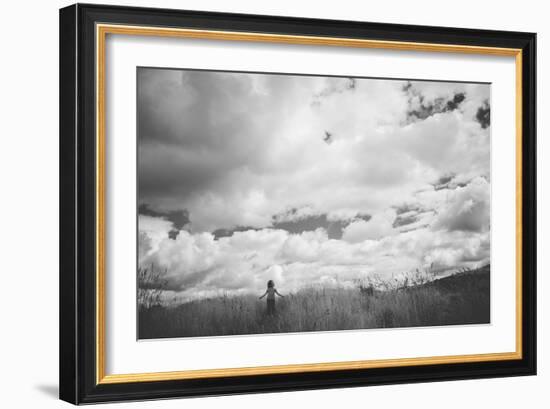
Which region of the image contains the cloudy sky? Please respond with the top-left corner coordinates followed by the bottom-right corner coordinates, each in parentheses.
top-left (137, 67), bottom-right (491, 300)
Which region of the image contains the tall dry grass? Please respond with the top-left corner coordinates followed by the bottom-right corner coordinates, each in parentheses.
top-left (138, 265), bottom-right (490, 339)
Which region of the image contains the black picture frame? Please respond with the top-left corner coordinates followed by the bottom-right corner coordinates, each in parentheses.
top-left (60, 3), bottom-right (536, 405)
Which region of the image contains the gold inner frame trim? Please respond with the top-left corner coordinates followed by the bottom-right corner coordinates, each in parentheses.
top-left (95, 23), bottom-right (523, 385)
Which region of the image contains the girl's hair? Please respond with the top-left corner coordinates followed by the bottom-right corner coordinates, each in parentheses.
top-left (267, 280), bottom-right (274, 288)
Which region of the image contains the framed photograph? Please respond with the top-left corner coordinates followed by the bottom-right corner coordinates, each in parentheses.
top-left (59, 3), bottom-right (536, 404)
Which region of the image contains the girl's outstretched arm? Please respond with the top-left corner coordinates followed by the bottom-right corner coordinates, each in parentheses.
top-left (259, 290), bottom-right (267, 299)
top-left (275, 289), bottom-right (284, 297)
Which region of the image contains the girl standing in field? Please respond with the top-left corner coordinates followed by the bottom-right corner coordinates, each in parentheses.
top-left (259, 280), bottom-right (284, 315)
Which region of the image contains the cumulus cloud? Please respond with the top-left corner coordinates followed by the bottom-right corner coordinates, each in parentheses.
top-left (342, 210), bottom-right (397, 242)
top-left (433, 177), bottom-right (490, 233)
top-left (137, 68), bottom-right (491, 299)
top-left (139, 221), bottom-right (490, 299)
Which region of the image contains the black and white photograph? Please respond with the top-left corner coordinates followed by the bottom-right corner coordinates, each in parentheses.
top-left (137, 67), bottom-right (491, 339)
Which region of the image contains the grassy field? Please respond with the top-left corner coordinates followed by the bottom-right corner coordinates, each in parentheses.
top-left (138, 265), bottom-right (490, 339)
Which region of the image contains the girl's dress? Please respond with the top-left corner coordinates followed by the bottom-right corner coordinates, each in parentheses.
top-left (266, 288), bottom-right (276, 315)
